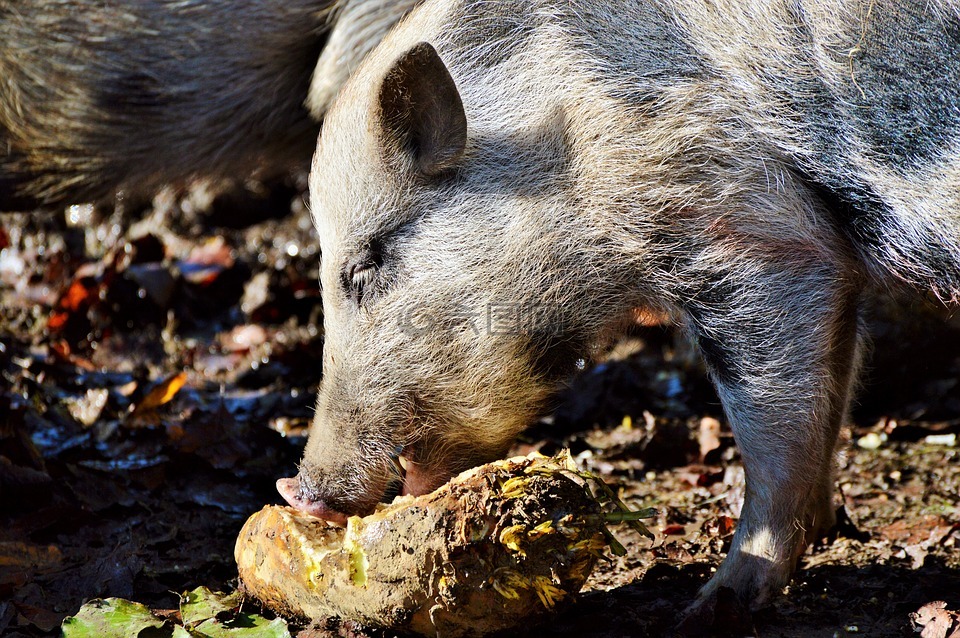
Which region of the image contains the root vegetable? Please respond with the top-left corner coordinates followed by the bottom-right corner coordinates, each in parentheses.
top-left (235, 452), bottom-right (641, 637)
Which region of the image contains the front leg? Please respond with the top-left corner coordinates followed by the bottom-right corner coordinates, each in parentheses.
top-left (679, 246), bottom-right (863, 616)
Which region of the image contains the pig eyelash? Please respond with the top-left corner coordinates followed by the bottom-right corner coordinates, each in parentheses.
top-left (351, 262), bottom-right (377, 302)
top-left (345, 246), bottom-right (383, 305)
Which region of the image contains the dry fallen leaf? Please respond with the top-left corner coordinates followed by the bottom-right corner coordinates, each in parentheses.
top-left (127, 372), bottom-right (188, 425)
top-left (910, 601), bottom-right (959, 638)
top-left (48, 279), bottom-right (97, 331)
top-left (66, 389), bottom-right (110, 427)
top-left (137, 372), bottom-right (188, 411)
top-left (179, 237), bottom-right (235, 286)
top-left (0, 541), bottom-right (63, 589)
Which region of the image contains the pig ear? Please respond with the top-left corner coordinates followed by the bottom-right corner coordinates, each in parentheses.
top-left (376, 42), bottom-right (466, 175)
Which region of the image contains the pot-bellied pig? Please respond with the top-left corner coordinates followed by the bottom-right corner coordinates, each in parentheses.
top-left (279, 0), bottom-right (960, 620)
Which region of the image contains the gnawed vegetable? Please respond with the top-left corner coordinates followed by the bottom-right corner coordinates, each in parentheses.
top-left (235, 451), bottom-right (653, 638)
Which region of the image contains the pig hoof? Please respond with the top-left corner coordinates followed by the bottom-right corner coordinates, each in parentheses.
top-left (276, 477), bottom-right (349, 526)
top-left (677, 587), bottom-right (753, 636)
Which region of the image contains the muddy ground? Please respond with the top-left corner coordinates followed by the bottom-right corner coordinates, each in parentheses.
top-left (1, 181), bottom-right (958, 637)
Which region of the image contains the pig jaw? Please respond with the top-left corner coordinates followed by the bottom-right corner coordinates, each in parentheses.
top-left (275, 424), bottom-right (457, 523)
top-left (277, 441), bottom-right (492, 523)
top-left (275, 446), bottom-right (393, 525)
top-left (275, 460), bottom-right (444, 524)
top-left (276, 472), bottom-right (390, 525)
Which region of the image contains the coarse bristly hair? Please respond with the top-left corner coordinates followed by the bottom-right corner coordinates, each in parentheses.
top-left (295, 0), bottom-right (960, 624)
top-left (0, 0), bottom-right (422, 210)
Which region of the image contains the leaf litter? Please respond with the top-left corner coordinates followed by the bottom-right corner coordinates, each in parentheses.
top-left (0, 178), bottom-right (958, 637)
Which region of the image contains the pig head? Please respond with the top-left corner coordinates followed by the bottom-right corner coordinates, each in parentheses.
top-left (278, 41), bottom-right (637, 523)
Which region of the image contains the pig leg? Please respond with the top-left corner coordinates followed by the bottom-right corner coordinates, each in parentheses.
top-left (678, 249), bottom-right (862, 618)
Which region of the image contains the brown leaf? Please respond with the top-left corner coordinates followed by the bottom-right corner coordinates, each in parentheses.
top-left (47, 278), bottom-right (97, 331)
top-left (0, 455), bottom-right (51, 494)
top-left (911, 601), bottom-right (958, 638)
top-left (65, 389), bottom-right (110, 427)
top-left (188, 236), bottom-right (235, 268)
top-left (709, 515), bottom-right (736, 538)
top-left (220, 324), bottom-right (267, 353)
top-left (881, 515), bottom-right (953, 545)
top-left (49, 340), bottom-right (98, 371)
top-left (139, 372), bottom-right (187, 410)
top-left (127, 372), bottom-right (188, 425)
top-left (0, 542), bottom-right (62, 589)
top-left (12, 602), bottom-right (65, 633)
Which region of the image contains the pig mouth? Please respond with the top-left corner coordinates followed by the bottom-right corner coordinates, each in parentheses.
top-left (276, 446), bottom-right (450, 526)
top-left (390, 447), bottom-right (446, 498)
top-left (275, 477), bottom-right (352, 526)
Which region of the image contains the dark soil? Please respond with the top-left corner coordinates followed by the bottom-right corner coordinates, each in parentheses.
top-left (1, 181), bottom-right (958, 637)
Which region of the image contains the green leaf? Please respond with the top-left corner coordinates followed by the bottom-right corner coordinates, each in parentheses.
top-left (192, 615), bottom-right (292, 638)
top-left (180, 587), bottom-right (242, 627)
top-left (180, 587), bottom-right (291, 638)
top-left (61, 598), bottom-right (170, 638)
top-left (60, 592), bottom-right (289, 638)
top-left (602, 508), bottom-right (657, 522)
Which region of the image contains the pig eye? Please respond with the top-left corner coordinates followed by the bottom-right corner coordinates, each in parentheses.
top-left (351, 262), bottom-right (376, 301)
top-left (345, 246), bottom-right (383, 305)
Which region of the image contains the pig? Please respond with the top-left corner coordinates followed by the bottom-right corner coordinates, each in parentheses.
top-left (277, 0), bottom-right (960, 624)
top-left (0, 0), bottom-right (419, 210)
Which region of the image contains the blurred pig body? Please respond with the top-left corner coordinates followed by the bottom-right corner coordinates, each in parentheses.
top-left (284, 0), bottom-right (960, 619)
top-left (0, 0), bottom-right (418, 209)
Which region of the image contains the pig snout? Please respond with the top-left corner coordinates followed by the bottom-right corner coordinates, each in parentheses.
top-left (276, 476), bottom-right (350, 526)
